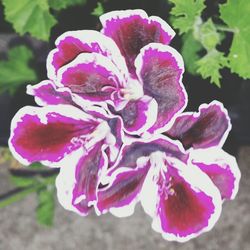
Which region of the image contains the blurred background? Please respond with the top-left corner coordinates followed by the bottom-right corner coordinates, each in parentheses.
top-left (0, 0), bottom-right (250, 249)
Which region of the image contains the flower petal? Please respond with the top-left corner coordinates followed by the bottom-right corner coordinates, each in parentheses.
top-left (9, 105), bottom-right (101, 166)
top-left (57, 53), bottom-right (125, 106)
top-left (47, 30), bottom-right (128, 80)
top-left (165, 101), bottom-right (231, 149)
top-left (76, 105), bottom-right (124, 165)
top-left (108, 135), bottom-right (188, 176)
top-left (135, 43), bottom-right (187, 134)
top-left (105, 116), bottom-right (124, 164)
top-left (72, 141), bottom-right (108, 211)
top-left (100, 10), bottom-right (175, 75)
top-left (56, 148), bottom-right (92, 216)
top-left (96, 158), bottom-right (150, 217)
top-left (141, 156), bottom-right (222, 242)
top-left (114, 96), bottom-right (158, 134)
top-left (190, 148), bottom-right (241, 200)
top-left (26, 80), bottom-right (74, 106)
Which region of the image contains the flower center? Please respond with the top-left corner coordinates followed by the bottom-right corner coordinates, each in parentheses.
top-left (121, 79), bottom-right (144, 101)
top-left (149, 151), bottom-right (176, 199)
top-left (71, 121), bottom-right (110, 151)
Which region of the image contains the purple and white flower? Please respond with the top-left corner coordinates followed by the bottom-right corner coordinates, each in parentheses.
top-left (93, 102), bottom-right (240, 241)
top-left (9, 103), bottom-right (124, 214)
top-left (44, 9), bottom-right (187, 135)
top-left (8, 9), bottom-right (240, 242)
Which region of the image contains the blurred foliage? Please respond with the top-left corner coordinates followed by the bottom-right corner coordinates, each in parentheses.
top-left (0, 0), bottom-right (249, 88)
top-left (181, 32), bottom-right (202, 75)
top-left (169, 0), bottom-right (250, 86)
top-left (170, 0), bottom-right (205, 34)
top-left (0, 147), bottom-right (23, 168)
top-left (49, 0), bottom-right (87, 11)
top-left (2, 0), bottom-right (57, 41)
top-left (196, 50), bottom-right (229, 87)
top-left (2, 0), bottom-right (87, 41)
top-left (92, 2), bottom-right (104, 17)
top-left (0, 45), bottom-right (37, 94)
top-left (0, 157), bottom-right (57, 226)
top-left (219, 0), bottom-right (250, 79)
top-left (36, 186), bottom-right (55, 226)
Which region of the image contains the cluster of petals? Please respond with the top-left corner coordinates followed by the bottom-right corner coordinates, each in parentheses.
top-left (9, 10), bottom-right (241, 242)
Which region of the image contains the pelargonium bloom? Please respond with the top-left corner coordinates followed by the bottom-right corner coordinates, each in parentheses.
top-left (93, 102), bottom-right (240, 241)
top-left (44, 9), bottom-right (187, 135)
top-left (8, 9), bottom-right (240, 243)
top-left (9, 103), bottom-right (124, 214)
top-left (165, 101), bottom-right (241, 200)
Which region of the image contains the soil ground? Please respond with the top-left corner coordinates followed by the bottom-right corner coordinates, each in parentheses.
top-left (0, 147), bottom-right (249, 250)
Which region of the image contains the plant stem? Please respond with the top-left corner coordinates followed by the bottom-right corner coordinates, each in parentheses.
top-left (10, 168), bottom-right (59, 178)
top-left (215, 25), bottom-right (237, 33)
top-left (0, 174), bottom-right (56, 208)
top-left (0, 186), bottom-right (37, 208)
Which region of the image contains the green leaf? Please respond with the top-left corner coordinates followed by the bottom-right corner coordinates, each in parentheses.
top-left (220, 0), bottom-right (250, 79)
top-left (36, 188), bottom-right (55, 226)
top-left (10, 175), bottom-right (37, 187)
top-left (92, 2), bottom-right (104, 17)
top-left (29, 162), bottom-right (44, 169)
top-left (198, 18), bottom-right (220, 51)
top-left (181, 32), bottom-right (203, 75)
top-left (0, 170), bottom-right (56, 210)
top-left (49, 0), bottom-right (87, 11)
top-left (2, 0), bottom-right (57, 41)
top-left (0, 46), bottom-right (37, 94)
top-left (196, 49), bottom-right (229, 87)
top-left (0, 147), bottom-right (15, 163)
top-left (0, 186), bottom-right (37, 209)
top-left (169, 0), bottom-right (205, 34)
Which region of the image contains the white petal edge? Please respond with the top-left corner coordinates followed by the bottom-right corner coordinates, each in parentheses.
top-left (56, 143), bottom-right (109, 216)
top-left (100, 9), bottom-right (175, 42)
top-left (141, 157), bottom-right (222, 242)
top-left (103, 133), bottom-right (187, 181)
top-left (134, 43), bottom-right (188, 135)
top-left (100, 9), bottom-right (148, 28)
top-left (95, 156), bottom-right (150, 218)
top-left (47, 30), bottom-right (129, 81)
top-left (189, 147), bottom-right (241, 200)
top-left (166, 100), bottom-right (232, 151)
top-left (56, 52), bottom-right (126, 107)
top-left (26, 80), bottom-right (73, 106)
top-left (8, 104), bottom-right (98, 166)
top-left (122, 96), bottom-right (158, 136)
top-left (55, 148), bottom-right (87, 216)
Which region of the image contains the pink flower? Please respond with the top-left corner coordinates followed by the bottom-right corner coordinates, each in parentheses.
top-left (8, 9), bottom-right (240, 242)
top-left (43, 9), bottom-right (187, 135)
top-left (94, 101), bottom-right (240, 241)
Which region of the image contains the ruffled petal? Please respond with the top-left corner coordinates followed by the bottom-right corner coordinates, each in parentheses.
top-left (135, 43), bottom-right (187, 134)
top-left (108, 135), bottom-right (188, 175)
top-left (114, 96), bottom-right (158, 134)
top-left (76, 105), bottom-right (124, 165)
top-left (165, 101), bottom-right (231, 149)
top-left (26, 80), bottom-right (74, 106)
top-left (110, 78), bottom-right (144, 111)
top-left (56, 148), bottom-right (92, 216)
top-left (47, 30), bottom-right (128, 80)
top-left (141, 156), bottom-right (222, 242)
top-left (9, 105), bottom-right (103, 166)
top-left (190, 148), bottom-right (241, 200)
top-left (57, 53), bottom-right (125, 107)
top-left (96, 158), bottom-right (150, 217)
top-left (100, 10), bottom-right (175, 75)
top-left (72, 141), bottom-right (108, 211)
top-left (105, 116), bottom-right (124, 164)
